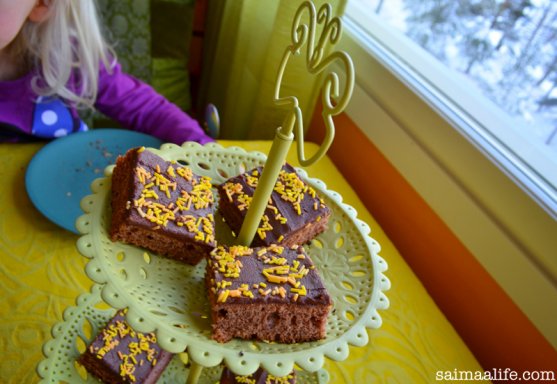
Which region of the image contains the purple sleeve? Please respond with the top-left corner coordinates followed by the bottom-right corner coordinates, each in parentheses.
top-left (94, 62), bottom-right (213, 145)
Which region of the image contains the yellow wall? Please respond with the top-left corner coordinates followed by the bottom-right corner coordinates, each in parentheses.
top-left (308, 103), bottom-right (557, 372)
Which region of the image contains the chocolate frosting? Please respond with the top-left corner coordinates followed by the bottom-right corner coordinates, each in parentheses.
top-left (218, 164), bottom-right (330, 246)
top-left (220, 367), bottom-right (296, 384)
top-left (80, 310), bottom-right (173, 383)
top-left (207, 245), bottom-right (332, 306)
top-left (123, 148), bottom-right (216, 245)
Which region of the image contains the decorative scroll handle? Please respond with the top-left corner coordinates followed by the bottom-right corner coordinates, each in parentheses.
top-left (274, 0), bottom-right (355, 166)
top-left (237, 1), bottom-right (354, 246)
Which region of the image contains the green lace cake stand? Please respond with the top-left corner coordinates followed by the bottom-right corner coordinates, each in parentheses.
top-left (74, 142), bottom-right (390, 379)
top-left (36, 284), bottom-right (328, 383)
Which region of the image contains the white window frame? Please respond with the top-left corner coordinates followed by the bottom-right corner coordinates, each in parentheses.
top-left (341, 1), bottom-right (557, 348)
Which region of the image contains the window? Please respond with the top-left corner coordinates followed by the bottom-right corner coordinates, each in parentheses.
top-left (372, 0), bottom-right (557, 149)
top-left (346, 0), bottom-right (557, 216)
top-left (341, 0), bottom-right (557, 346)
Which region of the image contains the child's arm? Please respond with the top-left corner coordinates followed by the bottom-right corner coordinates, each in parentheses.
top-left (94, 62), bottom-right (213, 145)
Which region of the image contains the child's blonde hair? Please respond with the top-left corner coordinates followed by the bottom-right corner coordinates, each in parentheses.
top-left (17, 0), bottom-right (114, 109)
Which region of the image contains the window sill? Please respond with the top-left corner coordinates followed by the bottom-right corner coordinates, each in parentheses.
top-left (340, 6), bottom-right (557, 348)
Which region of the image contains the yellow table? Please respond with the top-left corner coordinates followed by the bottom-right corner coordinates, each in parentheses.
top-left (0, 140), bottom-right (483, 383)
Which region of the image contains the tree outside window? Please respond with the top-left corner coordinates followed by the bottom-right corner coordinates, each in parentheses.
top-left (367, 0), bottom-right (557, 154)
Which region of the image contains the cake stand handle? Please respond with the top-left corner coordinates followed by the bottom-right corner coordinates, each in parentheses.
top-left (186, 359), bottom-right (203, 384)
top-left (237, 112), bottom-right (296, 246)
top-left (179, 352), bottom-right (203, 384)
top-left (236, 1), bottom-right (354, 247)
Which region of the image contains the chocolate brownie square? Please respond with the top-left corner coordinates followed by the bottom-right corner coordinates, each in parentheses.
top-left (220, 367), bottom-right (296, 383)
top-left (78, 310), bottom-right (173, 384)
top-left (217, 164), bottom-right (330, 247)
top-left (206, 245), bottom-right (332, 343)
top-left (110, 147), bottom-right (216, 265)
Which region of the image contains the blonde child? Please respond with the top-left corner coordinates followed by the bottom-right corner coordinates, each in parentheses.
top-left (0, 0), bottom-right (212, 144)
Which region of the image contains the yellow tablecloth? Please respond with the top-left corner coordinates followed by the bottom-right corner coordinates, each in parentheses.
top-left (0, 140), bottom-right (483, 383)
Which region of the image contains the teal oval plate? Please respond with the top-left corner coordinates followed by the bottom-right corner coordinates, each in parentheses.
top-left (25, 129), bottom-right (163, 233)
